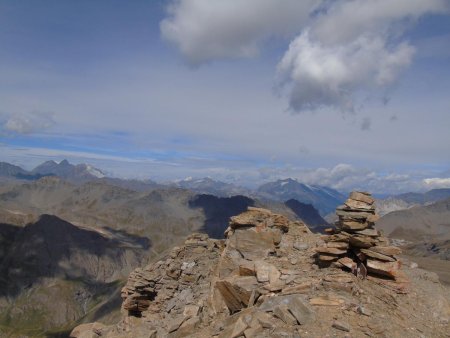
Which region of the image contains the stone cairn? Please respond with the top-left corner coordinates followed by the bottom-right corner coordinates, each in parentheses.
top-left (316, 191), bottom-right (403, 280)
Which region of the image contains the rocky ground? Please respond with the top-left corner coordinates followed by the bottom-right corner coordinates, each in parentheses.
top-left (72, 204), bottom-right (450, 338)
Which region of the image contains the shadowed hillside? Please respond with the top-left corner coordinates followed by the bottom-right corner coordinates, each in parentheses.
top-left (189, 194), bottom-right (255, 238)
top-left (284, 199), bottom-right (329, 233)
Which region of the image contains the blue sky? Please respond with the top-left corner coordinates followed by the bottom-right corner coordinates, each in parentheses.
top-left (1, 0), bottom-right (450, 193)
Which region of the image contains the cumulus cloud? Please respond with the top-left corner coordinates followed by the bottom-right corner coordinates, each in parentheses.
top-left (162, 0), bottom-right (448, 111)
top-left (160, 0), bottom-right (319, 65)
top-left (276, 31), bottom-right (414, 111)
top-left (2, 111), bottom-right (55, 134)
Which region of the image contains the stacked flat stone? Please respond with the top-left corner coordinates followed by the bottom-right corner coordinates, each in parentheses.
top-left (316, 191), bottom-right (402, 280)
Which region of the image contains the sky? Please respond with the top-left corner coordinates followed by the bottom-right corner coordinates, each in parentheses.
top-left (0, 0), bottom-right (450, 193)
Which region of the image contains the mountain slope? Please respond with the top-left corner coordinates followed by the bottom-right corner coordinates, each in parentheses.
top-left (188, 194), bottom-right (255, 238)
top-left (377, 197), bottom-right (450, 241)
top-left (0, 214), bottom-right (147, 335)
top-left (376, 188), bottom-right (450, 216)
top-left (284, 199), bottom-right (329, 233)
top-left (257, 178), bottom-right (345, 215)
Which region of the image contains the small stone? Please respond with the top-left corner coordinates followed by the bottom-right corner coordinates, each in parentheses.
top-left (183, 305), bottom-right (200, 317)
top-left (243, 324), bottom-right (263, 338)
top-left (357, 306), bottom-right (372, 316)
top-left (332, 320), bottom-right (350, 332)
top-left (273, 305), bottom-right (297, 325)
top-left (281, 283), bottom-right (311, 295)
top-left (168, 316), bottom-right (187, 333)
top-left (230, 317), bottom-right (249, 338)
top-left (293, 242), bottom-right (309, 251)
top-left (239, 263), bottom-right (256, 276)
top-left (309, 296), bottom-right (345, 306)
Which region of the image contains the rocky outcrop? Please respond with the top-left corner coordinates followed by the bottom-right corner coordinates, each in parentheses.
top-left (72, 205), bottom-right (450, 338)
top-left (316, 192), bottom-right (407, 285)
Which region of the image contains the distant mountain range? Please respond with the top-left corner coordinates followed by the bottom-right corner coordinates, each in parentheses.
top-left (256, 178), bottom-right (346, 216)
top-left (0, 159), bottom-right (105, 182)
top-left (376, 188), bottom-right (450, 216)
top-left (3, 160), bottom-right (450, 220)
top-left (172, 177), bottom-right (251, 197)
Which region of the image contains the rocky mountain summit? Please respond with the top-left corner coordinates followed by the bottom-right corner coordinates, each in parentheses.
top-left (72, 196), bottom-right (450, 338)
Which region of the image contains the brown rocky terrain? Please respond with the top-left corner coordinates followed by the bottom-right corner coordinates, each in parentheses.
top-left (72, 199), bottom-right (450, 338)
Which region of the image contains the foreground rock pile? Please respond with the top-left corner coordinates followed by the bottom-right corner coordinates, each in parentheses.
top-left (317, 192), bottom-right (406, 282)
top-left (71, 205), bottom-right (450, 338)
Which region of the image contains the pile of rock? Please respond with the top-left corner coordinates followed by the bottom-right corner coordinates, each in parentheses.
top-left (316, 191), bottom-right (403, 280)
top-left (71, 205), bottom-right (450, 338)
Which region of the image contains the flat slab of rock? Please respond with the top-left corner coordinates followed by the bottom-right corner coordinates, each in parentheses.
top-left (360, 248), bottom-right (396, 262)
top-left (216, 276), bottom-right (258, 312)
top-left (315, 246), bottom-right (347, 255)
top-left (366, 259), bottom-right (401, 279)
top-left (370, 246), bottom-right (402, 256)
top-left (326, 241), bottom-right (349, 249)
top-left (352, 228), bottom-right (379, 237)
top-left (349, 235), bottom-right (376, 248)
top-left (340, 220), bottom-right (369, 231)
top-left (318, 254), bottom-right (340, 262)
top-left (337, 257), bottom-right (356, 270)
top-left (259, 294), bottom-right (314, 325)
top-left (323, 273), bottom-right (354, 284)
top-left (309, 295), bottom-right (345, 306)
top-left (345, 198), bottom-right (375, 211)
top-left (349, 191), bottom-right (374, 204)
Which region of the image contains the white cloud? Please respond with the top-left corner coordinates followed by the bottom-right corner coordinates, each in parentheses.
top-left (423, 177), bottom-right (450, 189)
top-left (276, 31), bottom-right (414, 111)
top-left (2, 111), bottom-right (55, 134)
top-left (161, 0), bottom-right (448, 111)
top-left (255, 163), bottom-right (429, 194)
top-left (160, 0), bottom-right (319, 65)
top-left (311, 0), bottom-right (448, 45)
